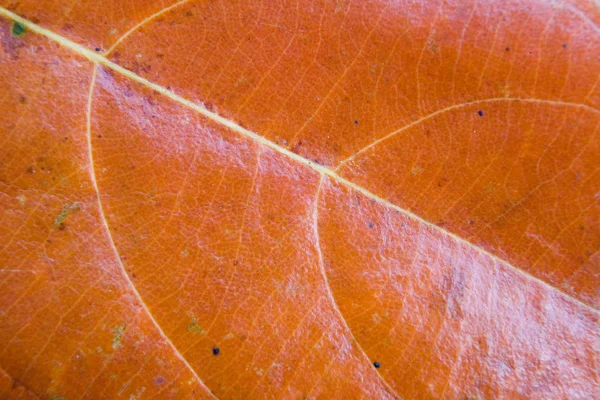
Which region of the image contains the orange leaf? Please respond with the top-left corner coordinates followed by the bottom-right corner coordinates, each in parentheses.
top-left (1, 1), bottom-right (598, 399)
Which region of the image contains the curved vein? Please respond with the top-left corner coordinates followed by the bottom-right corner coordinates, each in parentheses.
top-left (85, 64), bottom-right (218, 400)
top-left (312, 177), bottom-right (401, 399)
top-left (1, 7), bottom-right (597, 319)
top-left (335, 97), bottom-right (600, 171)
top-left (104, 0), bottom-right (191, 55)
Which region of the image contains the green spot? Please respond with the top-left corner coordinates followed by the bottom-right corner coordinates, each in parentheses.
top-left (112, 323), bottom-right (127, 349)
top-left (187, 318), bottom-right (205, 335)
top-left (53, 202), bottom-right (80, 228)
top-left (109, 374), bottom-right (117, 380)
top-left (11, 22), bottom-right (26, 37)
top-left (50, 395), bottom-right (64, 400)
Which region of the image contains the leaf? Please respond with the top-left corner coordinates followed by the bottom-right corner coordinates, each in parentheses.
top-left (0, 1), bottom-right (598, 399)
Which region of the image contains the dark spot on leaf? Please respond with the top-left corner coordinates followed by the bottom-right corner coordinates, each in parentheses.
top-left (354, 120), bottom-right (359, 125)
top-left (12, 22), bottom-right (26, 37)
top-left (95, 47), bottom-right (101, 52)
top-left (213, 347), bottom-right (220, 356)
top-left (562, 43), bottom-right (567, 49)
top-left (477, 110), bottom-right (484, 117)
top-left (373, 361), bottom-right (381, 368)
top-left (58, 222), bottom-right (66, 231)
top-left (154, 376), bottom-right (166, 386)
top-left (368, 222), bottom-right (374, 228)
top-left (505, 47), bottom-right (510, 52)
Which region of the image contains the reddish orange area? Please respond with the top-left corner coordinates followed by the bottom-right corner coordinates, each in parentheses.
top-left (1, 0), bottom-right (599, 398)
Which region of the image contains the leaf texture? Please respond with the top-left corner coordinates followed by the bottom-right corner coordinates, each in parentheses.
top-left (0, 0), bottom-right (599, 399)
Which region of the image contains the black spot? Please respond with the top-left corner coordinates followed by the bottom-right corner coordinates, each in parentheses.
top-left (562, 43), bottom-right (567, 49)
top-left (477, 110), bottom-right (484, 117)
top-left (368, 222), bottom-right (374, 228)
top-left (95, 47), bottom-right (101, 52)
top-left (11, 22), bottom-right (26, 37)
top-left (58, 223), bottom-right (66, 231)
top-left (505, 47), bottom-right (510, 52)
top-left (373, 361), bottom-right (381, 368)
top-left (212, 347), bottom-right (220, 356)
top-left (354, 120), bottom-right (359, 125)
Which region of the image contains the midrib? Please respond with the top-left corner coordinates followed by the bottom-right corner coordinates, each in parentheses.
top-left (1, 6), bottom-right (597, 316)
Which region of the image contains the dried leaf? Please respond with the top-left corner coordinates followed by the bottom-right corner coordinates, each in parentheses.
top-left (1, 1), bottom-right (599, 399)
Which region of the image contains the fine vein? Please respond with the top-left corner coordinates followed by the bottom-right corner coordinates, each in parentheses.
top-left (1, 7), bottom-right (597, 319)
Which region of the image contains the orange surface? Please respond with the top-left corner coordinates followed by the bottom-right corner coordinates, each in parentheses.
top-left (1, 0), bottom-right (599, 399)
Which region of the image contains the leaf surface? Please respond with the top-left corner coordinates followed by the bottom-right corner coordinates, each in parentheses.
top-left (0, 1), bottom-right (599, 399)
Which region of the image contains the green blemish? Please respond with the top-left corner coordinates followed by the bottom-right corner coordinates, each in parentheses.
top-left (187, 318), bottom-right (205, 335)
top-left (11, 22), bottom-right (26, 37)
top-left (53, 202), bottom-right (80, 228)
top-left (109, 374), bottom-right (117, 380)
top-left (112, 323), bottom-right (127, 349)
top-left (411, 165), bottom-right (425, 176)
top-left (50, 395), bottom-right (65, 400)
